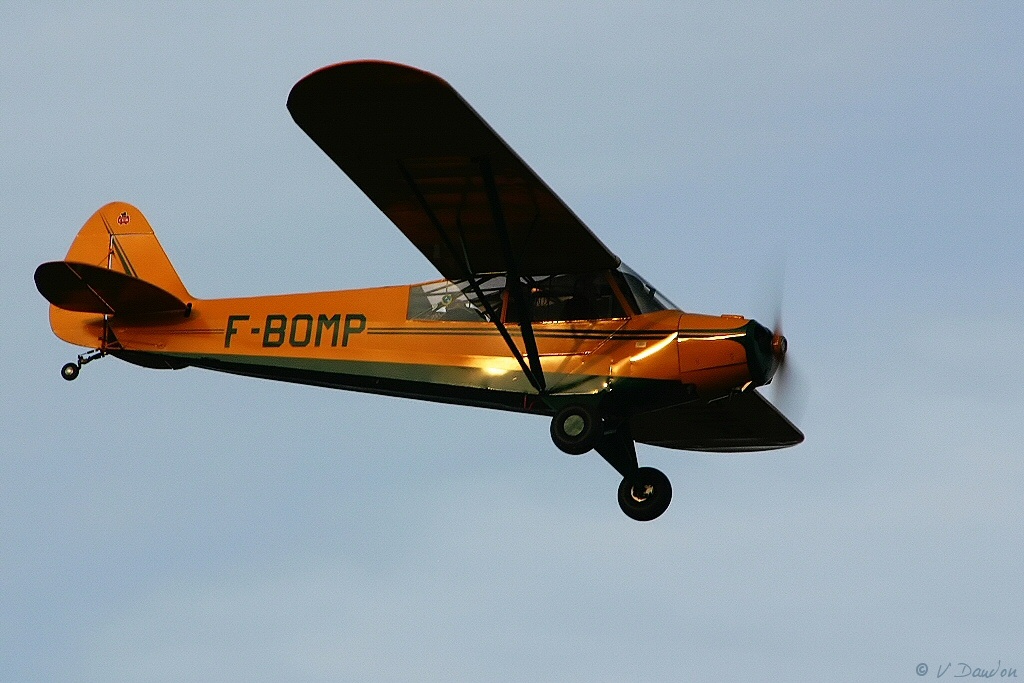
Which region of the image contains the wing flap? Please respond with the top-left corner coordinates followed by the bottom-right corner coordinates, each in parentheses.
top-left (629, 391), bottom-right (804, 452)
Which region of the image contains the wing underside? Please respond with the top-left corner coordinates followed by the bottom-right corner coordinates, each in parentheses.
top-left (287, 60), bottom-right (619, 280)
top-left (629, 391), bottom-right (804, 452)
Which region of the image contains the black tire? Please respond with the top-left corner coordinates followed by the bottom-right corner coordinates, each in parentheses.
top-left (617, 467), bottom-right (672, 521)
top-left (550, 405), bottom-right (599, 455)
top-left (61, 363), bottom-right (80, 381)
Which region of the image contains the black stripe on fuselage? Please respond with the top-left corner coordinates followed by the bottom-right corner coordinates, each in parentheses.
top-left (365, 326), bottom-right (739, 341)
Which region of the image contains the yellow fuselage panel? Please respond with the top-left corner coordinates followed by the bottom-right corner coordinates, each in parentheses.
top-left (101, 285), bottom-right (749, 396)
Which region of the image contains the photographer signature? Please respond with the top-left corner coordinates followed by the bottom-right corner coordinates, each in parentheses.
top-left (918, 661), bottom-right (1018, 678)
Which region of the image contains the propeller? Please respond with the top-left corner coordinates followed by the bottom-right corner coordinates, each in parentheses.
top-left (764, 274), bottom-right (808, 424)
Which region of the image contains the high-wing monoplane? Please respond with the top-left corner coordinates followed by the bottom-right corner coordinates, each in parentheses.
top-left (35, 61), bottom-right (802, 521)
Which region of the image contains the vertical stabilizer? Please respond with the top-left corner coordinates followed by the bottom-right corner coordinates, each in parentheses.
top-left (46, 203), bottom-right (191, 348)
top-left (63, 202), bottom-right (190, 300)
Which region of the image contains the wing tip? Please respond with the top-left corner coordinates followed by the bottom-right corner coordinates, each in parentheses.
top-left (288, 60), bottom-right (449, 110)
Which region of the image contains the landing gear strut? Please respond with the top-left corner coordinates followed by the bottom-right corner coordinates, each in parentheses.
top-left (595, 423), bottom-right (672, 521)
top-left (551, 408), bottom-right (673, 521)
top-left (60, 349), bottom-right (105, 381)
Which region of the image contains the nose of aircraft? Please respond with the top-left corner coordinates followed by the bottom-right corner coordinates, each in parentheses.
top-left (742, 320), bottom-right (786, 387)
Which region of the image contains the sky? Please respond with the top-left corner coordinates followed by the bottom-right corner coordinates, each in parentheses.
top-left (2, 2), bottom-right (1023, 681)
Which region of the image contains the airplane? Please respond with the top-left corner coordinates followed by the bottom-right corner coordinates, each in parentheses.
top-left (34, 60), bottom-right (802, 521)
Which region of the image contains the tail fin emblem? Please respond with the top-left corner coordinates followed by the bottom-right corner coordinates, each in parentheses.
top-left (117, 211), bottom-right (130, 225)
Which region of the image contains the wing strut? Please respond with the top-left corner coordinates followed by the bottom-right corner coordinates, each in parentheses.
top-left (398, 162), bottom-right (547, 394)
top-left (477, 157), bottom-right (546, 392)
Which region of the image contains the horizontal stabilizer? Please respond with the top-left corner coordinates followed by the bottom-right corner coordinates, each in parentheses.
top-left (35, 261), bottom-right (188, 316)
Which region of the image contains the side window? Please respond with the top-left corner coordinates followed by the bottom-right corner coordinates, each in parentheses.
top-left (506, 272), bottom-right (626, 323)
top-left (407, 277), bottom-right (505, 322)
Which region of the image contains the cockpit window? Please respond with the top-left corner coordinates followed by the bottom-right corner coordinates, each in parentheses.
top-left (615, 263), bottom-right (678, 314)
top-left (506, 272), bottom-right (626, 323)
top-left (408, 267), bottom-right (671, 323)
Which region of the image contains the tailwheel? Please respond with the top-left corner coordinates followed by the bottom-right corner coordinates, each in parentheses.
top-left (617, 467), bottom-right (672, 521)
top-left (61, 362), bottom-right (80, 381)
top-left (550, 404), bottom-right (600, 455)
top-left (60, 349), bottom-right (105, 381)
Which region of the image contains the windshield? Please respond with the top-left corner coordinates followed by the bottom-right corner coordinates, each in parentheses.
top-left (615, 263), bottom-right (678, 314)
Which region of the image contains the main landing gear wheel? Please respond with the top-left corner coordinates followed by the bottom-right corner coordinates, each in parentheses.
top-left (617, 467), bottom-right (672, 521)
top-left (61, 362), bottom-right (80, 381)
top-left (550, 405), bottom-right (600, 455)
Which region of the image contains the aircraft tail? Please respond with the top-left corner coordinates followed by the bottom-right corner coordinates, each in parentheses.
top-left (35, 202), bottom-right (193, 348)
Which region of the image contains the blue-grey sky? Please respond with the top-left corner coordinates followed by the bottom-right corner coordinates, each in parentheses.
top-left (3, 3), bottom-right (1022, 681)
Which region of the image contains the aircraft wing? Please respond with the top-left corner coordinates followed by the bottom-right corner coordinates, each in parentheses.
top-left (629, 391), bottom-right (805, 452)
top-left (287, 60), bottom-right (620, 279)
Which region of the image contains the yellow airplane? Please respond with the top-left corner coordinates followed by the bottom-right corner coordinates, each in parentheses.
top-left (35, 61), bottom-right (802, 521)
